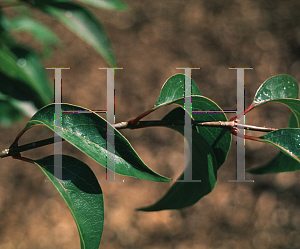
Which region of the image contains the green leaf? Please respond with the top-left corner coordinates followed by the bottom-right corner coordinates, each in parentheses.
top-left (0, 43), bottom-right (53, 106)
top-left (247, 119), bottom-right (300, 174)
top-left (138, 107), bottom-right (218, 211)
top-left (0, 99), bottom-right (23, 127)
top-left (247, 148), bottom-right (300, 174)
top-left (34, 155), bottom-right (104, 249)
top-left (0, 89), bottom-right (38, 126)
top-left (0, 70), bottom-right (46, 115)
top-left (152, 74), bottom-right (231, 168)
top-left (247, 112), bottom-right (299, 174)
top-left (34, 1), bottom-right (116, 66)
top-left (246, 75), bottom-right (300, 174)
top-left (2, 15), bottom-right (61, 49)
top-left (154, 74), bottom-right (201, 109)
top-left (173, 96), bottom-right (232, 169)
top-left (20, 103), bottom-right (170, 182)
top-left (76, 0), bottom-right (128, 10)
top-left (257, 128), bottom-right (300, 162)
top-left (252, 75), bottom-right (298, 107)
top-left (247, 99), bottom-right (300, 174)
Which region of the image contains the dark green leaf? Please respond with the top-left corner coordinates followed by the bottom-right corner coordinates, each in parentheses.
top-left (258, 128), bottom-right (300, 162)
top-left (0, 98), bottom-right (23, 127)
top-left (154, 74), bottom-right (201, 109)
top-left (34, 1), bottom-right (116, 66)
top-left (0, 70), bottom-right (47, 115)
top-left (247, 112), bottom-right (300, 174)
top-left (246, 75), bottom-right (299, 174)
top-left (153, 74), bottom-right (231, 167)
top-left (252, 75), bottom-right (298, 107)
top-left (151, 74), bottom-right (231, 168)
top-left (34, 155), bottom-right (104, 249)
top-left (138, 108), bottom-right (218, 211)
top-left (173, 96), bottom-right (231, 169)
top-left (247, 99), bottom-right (300, 174)
top-left (20, 104), bottom-right (170, 182)
top-left (0, 43), bottom-right (53, 106)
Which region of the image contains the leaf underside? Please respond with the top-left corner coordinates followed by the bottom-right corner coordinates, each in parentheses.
top-left (34, 155), bottom-right (104, 249)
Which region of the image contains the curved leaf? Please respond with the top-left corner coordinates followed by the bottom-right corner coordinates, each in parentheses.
top-left (247, 99), bottom-right (300, 174)
top-left (257, 128), bottom-right (300, 162)
top-left (154, 74), bottom-right (201, 109)
top-left (252, 75), bottom-right (298, 107)
top-left (34, 155), bottom-right (104, 249)
top-left (0, 70), bottom-right (47, 115)
top-left (33, 1), bottom-right (116, 66)
top-left (153, 74), bottom-right (231, 167)
top-left (2, 15), bottom-right (61, 49)
top-left (76, 0), bottom-right (128, 10)
top-left (138, 107), bottom-right (218, 211)
top-left (245, 75), bottom-right (300, 174)
top-left (0, 43), bottom-right (53, 107)
top-left (0, 99), bottom-right (23, 127)
top-left (0, 89), bottom-right (38, 126)
top-left (173, 96), bottom-right (231, 169)
top-left (19, 103), bottom-right (170, 182)
top-left (247, 112), bottom-right (300, 174)
top-left (152, 74), bottom-right (231, 168)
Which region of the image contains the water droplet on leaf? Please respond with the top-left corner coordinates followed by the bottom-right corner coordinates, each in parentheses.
top-left (17, 58), bottom-right (26, 68)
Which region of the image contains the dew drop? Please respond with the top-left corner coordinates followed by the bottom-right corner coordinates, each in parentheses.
top-left (263, 89), bottom-right (271, 99)
top-left (17, 58), bottom-right (26, 68)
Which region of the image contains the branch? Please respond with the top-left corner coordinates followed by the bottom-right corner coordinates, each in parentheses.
top-left (0, 120), bottom-right (277, 159)
top-left (0, 137), bottom-right (64, 159)
top-left (114, 120), bottom-right (278, 132)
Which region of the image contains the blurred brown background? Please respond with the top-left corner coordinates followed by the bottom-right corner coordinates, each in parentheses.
top-left (1, 0), bottom-right (300, 248)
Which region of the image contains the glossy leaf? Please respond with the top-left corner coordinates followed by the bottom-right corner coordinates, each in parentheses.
top-left (257, 128), bottom-right (300, 162)
top-left (154, 74), bottom-right (201, 109)
top-left (252, 75), bottom-right (298, 107)
top-left (247, 114), bottom-right (300, 174)
top-left (173, 96), bottom-right (231, 169)
top-left (34, 1), bottom-right (116, 66)
top-left (19, 104), bottom-right (170, 182)
top-left (34, 155), bottom-right (104, 249)
top-left (247, 99), bottom-right (300, 174)
top-left (246, 75), bottom-right (300, 174)
top-left (76, 0), bottom-right (128, 10)
top-left (138, 107), bottom-right (218, 211)
top-left (155, 74), bottom-right (231, 162)
top-left (152, 74), bottom-right (231, 167)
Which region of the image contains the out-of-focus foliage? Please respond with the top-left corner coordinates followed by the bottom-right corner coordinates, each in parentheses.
top-left (0, 0), bottom-right (127, 126)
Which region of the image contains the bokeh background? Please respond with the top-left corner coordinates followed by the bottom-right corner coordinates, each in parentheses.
top-left (1, 0), bottom-right (300, 248)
